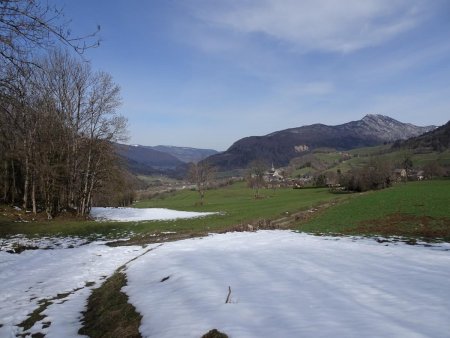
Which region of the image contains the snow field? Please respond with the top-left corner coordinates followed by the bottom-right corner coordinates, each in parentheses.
top-left (0, 242), bottom-right (151, 338)
top-left (123, 231), bottom-right (450, 338)
top-left (1, 231), bottom-right (449, 338)
top-left (90, 207), bottom-right (218, 222)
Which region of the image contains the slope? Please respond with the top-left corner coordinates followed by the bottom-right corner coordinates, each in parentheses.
top-left (207, 114), bottom-right (435, 171)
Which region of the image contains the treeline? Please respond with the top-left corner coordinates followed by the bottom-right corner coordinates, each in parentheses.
top-left (338, 159), bottom-right (393, 192)
top-left (392, 121), bottom-right (450, 152)
top-left (0, 51), bottom-right (132, 217)
top-left (0, 1), bottom-right (133, 218)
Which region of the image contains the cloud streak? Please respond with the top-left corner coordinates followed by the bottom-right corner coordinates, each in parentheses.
top-left (192, 0), bottom-right (429, 53)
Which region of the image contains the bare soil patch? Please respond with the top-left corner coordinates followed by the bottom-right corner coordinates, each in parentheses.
top-left (352, 213), bottom-right (450, 240)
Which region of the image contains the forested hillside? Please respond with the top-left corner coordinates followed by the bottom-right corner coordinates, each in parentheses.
top-left (207, 114), bottom-right (435, 170)
top-left (392, 121), bottom-right (450, 151)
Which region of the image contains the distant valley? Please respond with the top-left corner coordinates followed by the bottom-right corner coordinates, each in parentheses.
top-left (116, 114), bottom-right (442, 176)
top-left (115, 143), bottom-right (218, 177)
top-left (147, 145), bottom-right (218, 163)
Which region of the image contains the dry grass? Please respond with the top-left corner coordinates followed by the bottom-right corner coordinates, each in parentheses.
top-left (353, 213), bottom-right (450, 240)
top-left (78, 272), bottom-right (142, 338)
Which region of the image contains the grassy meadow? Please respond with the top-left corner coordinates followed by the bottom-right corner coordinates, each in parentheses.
top-left (288, 145), bottom-right (450, 176)
top-left (0, 182), bottom-right (349, 241)
top-left (1, 180), bottom-right (449, 243)
top-left (298, 179), bottom-right (450, 241)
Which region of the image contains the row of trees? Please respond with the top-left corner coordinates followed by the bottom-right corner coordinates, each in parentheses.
top-left (337, 159), bottom-right (393, 192)
top-left (1, 51), bottom-right (127, 217)
top-left (317, 157), bottom-right (447, 192)
top-left (0, 1), bottom-right (129, 218)
top-left (186, 156), bottom-right (447, 204)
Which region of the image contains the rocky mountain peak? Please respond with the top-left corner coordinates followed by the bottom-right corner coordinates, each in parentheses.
top-left (358, 114), bottom-right (435, 141)
top-left (206, 114), bottom-right (437, 170)
top-left (361, 114), bottom-right (398, 125)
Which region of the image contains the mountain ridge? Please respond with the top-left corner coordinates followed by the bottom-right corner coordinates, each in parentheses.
top-left (206, 114), bottom-right (435, 170)
top-left (114, 143), bottom-right (218, 178)
top-left (392, 120), bottom-right (450, 151)
top-left (115, 143), bottom-right (183, 172)
top-left (149, 145), bottom-right (218, 163)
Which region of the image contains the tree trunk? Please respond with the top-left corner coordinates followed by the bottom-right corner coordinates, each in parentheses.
top-left (45, 177), bottom-right (52, 219)
top-left (80, 148), bottom-right (92, 216)
top-left (200, 189), bottom-right (204, 206)
top-left (3, 161), bottom-right (8, 202)
top-left (23, 155), bottom-right (29, 210)
top-left (10, 160), bottom-right (16, 204)
top-left (85, 170), bottom-right (96, 215)
top-left (31, 175), bottom-right (37, 214)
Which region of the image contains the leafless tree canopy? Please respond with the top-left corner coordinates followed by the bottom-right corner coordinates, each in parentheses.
top-left (0, 1), bottom-right (130, 218)
top-left (246, 159), bottom-right (267, 199)
top-left (0, 51), bottom-right (128, 217)
top-left (0, 0), bottom-right (99, 71)
top-left (188, 161), bottom-right (216, 205)
top-left (339, 158), bottom-right (393, 192)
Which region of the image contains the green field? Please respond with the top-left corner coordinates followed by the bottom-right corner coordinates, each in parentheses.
top-left (0, 182), bottom-right (348, 240)
top-left (322, 147), bottom-right (450, 174)
top-left (1, 180), bottom-right (449, 243)
top-left (133, 182), bottom-right (349, 231)
top-left (298, 180), bottom-right (450, 241)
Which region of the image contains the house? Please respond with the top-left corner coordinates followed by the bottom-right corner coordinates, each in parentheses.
top-left (263, 164), bottom-right (287, 188)
top-left (409, 170), bottom-right (425, 181)
top-left (416, 170), bottom-right (425, 180)
top-left (265, 163), bottom-right (284, 182)
top-left (393, 169), bottom-right (407, 181)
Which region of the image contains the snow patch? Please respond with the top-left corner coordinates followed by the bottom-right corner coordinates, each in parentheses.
top-left (1, 231), bottom-right (449, 337)
top-left (0, 235), bottom-right (90, 253)
top-left (124, 231), bottom-right (450, 338)
top-left (0, 243), bottom-right (151, 337)
top-left (90, 207), bottom-right (217, 222)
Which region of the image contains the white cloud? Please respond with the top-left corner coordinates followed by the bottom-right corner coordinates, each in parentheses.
top-left (192, 0), bottom-right (429, 53)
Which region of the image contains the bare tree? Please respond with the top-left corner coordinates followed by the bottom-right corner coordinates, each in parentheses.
top-left (401, 152), bottom-right (413, 182)
top-left (188, 161), bottom-right (216, 205)
top-left (0, 2), bottom-right (134, 218)
top-left (0, 49), bottom-right (127, 217)
top-left (339, 157), bottom-right (393, 192)
top-left (423, 161), bottom-right (445, 179)
top-left (246, 159), bottom-right (267, 199)
top-left (0, 0), bottom-right (98, 212)
top-left (0, 0), bottom-right (99, 72)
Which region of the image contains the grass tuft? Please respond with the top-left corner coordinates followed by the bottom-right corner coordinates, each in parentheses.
top-left (18, 299), bottom-right (52, 331)
top-left (78, 272), bottom-right (142, 338)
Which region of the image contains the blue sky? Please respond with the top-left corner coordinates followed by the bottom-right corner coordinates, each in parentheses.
top-left (52, 0), bottom-right (450, 150)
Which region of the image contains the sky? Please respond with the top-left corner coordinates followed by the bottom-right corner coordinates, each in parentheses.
top-left (50, 0), bottom-right (450, 151)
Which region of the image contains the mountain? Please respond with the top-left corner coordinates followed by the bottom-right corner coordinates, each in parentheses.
top-left (206, 114), bottom-right (435, 170)
top-left (115, 143), bottom-right (186, 176)
top-left (149, 145), bottom-right (218, 163)
top-left (392, 120), bottom-right (450, 151)
top-left (114, 143), bottom-right (218, 178)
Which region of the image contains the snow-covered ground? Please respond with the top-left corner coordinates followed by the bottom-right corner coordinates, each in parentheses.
top-left (0, 241), bottom-right (152, 338)
top-left (124, 231), bottom-right (450, 338)
top-left (1, 231), bottom-right (449, 338)
top-left (0, 234), bottom-right (91, 252)
top-left (90, 207), bottom-right (217, 222)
